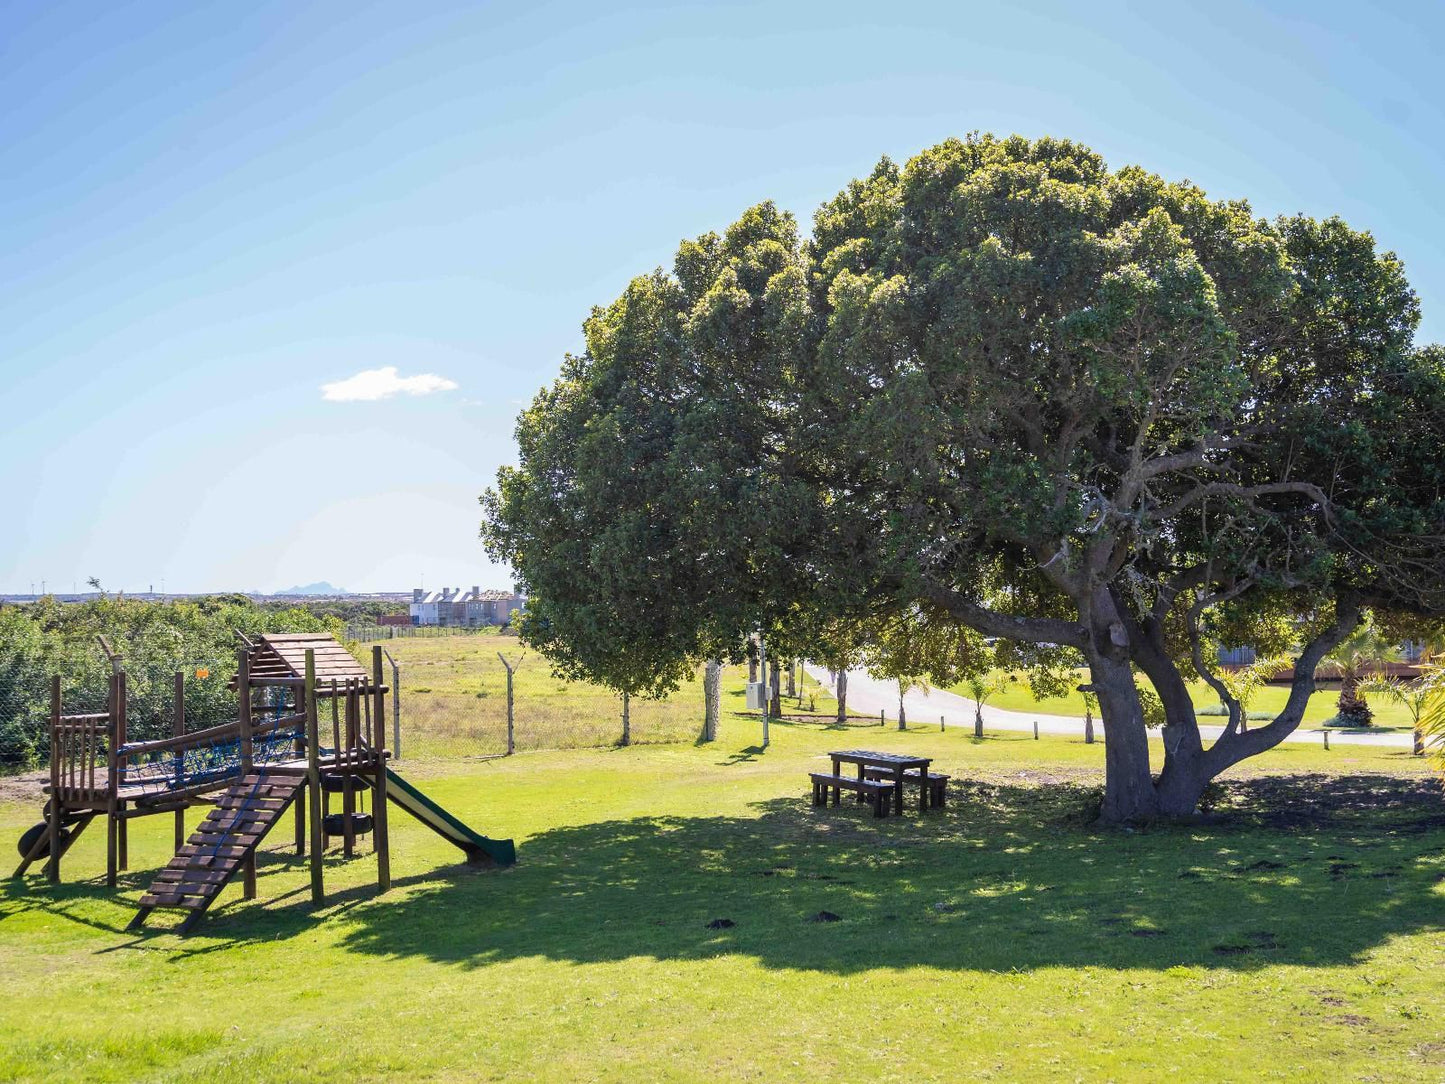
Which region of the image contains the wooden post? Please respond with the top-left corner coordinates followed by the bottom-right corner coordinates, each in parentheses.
top-left (295, 775), bottom-right (307, 857)
top-left (115, 669), bottom-right (128, 872)
top-left (940, 715), bottom-right (945, 732)
top-left (1033, 720), bottom-right (1040, 740)
top-left (336, 680), bottom-right (355, 858)
top-left (1323, 729), bottom-right (1330, 751)
top-left (237, 649), bottom-right (253, 774)
top-left (173, 672), bottom-right (185, 850)
top-left (372, 646), bottom-right (391, 893)
top-left (880, 709), bottom-right (885, 727)
top-left (235, 650), bottom-right (256, 898)
top-left (47, 676), bottom-right (62, 884)
top-left (105, 673), bottom-right (120, 886)
top-left (305, 649), bottom-right (324, 903)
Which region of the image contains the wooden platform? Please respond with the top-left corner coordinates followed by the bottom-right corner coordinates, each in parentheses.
top-left (129, 772), bottom-right (304, 933)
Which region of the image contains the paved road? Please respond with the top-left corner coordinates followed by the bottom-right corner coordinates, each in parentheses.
top-left (804, 664), bottom-right (1415, 749)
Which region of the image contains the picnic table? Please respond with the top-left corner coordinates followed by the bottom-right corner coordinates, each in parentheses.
top-left (829, 749), bottom-right (933, 815)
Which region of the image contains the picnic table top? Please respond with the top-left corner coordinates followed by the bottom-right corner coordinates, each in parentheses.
top-left (828, 749), bottom-right (932, 767)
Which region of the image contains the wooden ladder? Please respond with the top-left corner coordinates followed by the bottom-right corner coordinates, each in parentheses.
top-left (128, 772), bottom-right (302, 934)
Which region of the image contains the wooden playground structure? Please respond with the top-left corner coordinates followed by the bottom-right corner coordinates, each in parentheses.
top-left (12, 633), bottom-right (515, 934)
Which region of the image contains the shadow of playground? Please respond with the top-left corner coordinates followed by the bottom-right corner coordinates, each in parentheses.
top-left (8, 774), bottom-right (1444, 975)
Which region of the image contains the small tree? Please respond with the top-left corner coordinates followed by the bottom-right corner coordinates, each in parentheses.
top-left (1361, 671), bottom-right (1438, 756)
top-left (1320, 621), bottom-right (1397, 725)
top-left (962, 671), bottom-right (1015, 738)
top-left (1082, 689), bottom-right (1098, 744)
top-left (1420, 667), bottom-right (1445, 766)
top-left (1218, 655), bottom-right (1293, 734)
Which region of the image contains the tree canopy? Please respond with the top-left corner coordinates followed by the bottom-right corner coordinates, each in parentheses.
top-left (482, 134), bottom-right (1445, 822)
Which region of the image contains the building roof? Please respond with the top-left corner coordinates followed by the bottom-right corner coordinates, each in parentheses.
top-left (412, 587), bottom-right (520, 605)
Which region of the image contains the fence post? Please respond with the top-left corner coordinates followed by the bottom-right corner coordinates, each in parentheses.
top-left (1033, 720), bottom-right (1039, 740)
top-left (880, 709), bottom-right (885, 727)
top-left (1323, 729), bottom-right (1330, 751)
top-left (940, 715), bottom-right (945, 732)
top-left (498, 652), bottom-right (517, 755)
top-left (384, 649), bottom-right (400, 761)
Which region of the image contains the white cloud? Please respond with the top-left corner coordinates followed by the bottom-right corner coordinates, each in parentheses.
top-left (320, 366), bottom-right (459, 402)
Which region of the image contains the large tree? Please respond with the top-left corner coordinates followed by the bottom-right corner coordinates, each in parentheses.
top-left (483, 135), bottom-right (1445, 822)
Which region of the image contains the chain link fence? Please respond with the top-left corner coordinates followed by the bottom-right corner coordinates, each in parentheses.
top-left (378, 633), bottom-right (714, 759)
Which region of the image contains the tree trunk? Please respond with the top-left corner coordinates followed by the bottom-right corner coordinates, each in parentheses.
top-left (620, 690), bottom-right (630, 747)
top-left (786, 661), bottom-right (796, 699)
top-left (748, 655), bottom-right (758, 683)
top-left (973, 702), bottom-right (983, 738)
top-left (1084, 708), bottom-right (1094, 744)
top-left (1083, 591), bottom-right (1164, 824)
top-left (1413, 724), bottom-right (1424, 757)
top-left (769, 660), bottom-right (782, 718)
top-left (703, 660), bottom-right (721, 742)
top-left (1336, 666), bottom-right (1373, 724)
top-left (897, 692), bottom-right (906, 731)
top-left (835, 670), bottom-right (847, 723)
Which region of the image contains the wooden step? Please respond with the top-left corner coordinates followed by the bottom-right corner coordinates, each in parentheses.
top-left (132, 771), bottom-right (303, 929)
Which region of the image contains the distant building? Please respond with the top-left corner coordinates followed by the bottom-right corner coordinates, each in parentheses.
top-left (410, 587), bottom-right (524, 628)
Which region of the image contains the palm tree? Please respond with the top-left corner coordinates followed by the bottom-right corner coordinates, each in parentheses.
top-left (962, 671), bottom-right (1015, 738)
top-left (1319, 621), bottom-right (1397, 726)
top-left (1418, 666), bottom-right (1445, 765)
top-left (1219, 655), bottom-right (1293, 733)
top-left (1361, 671), bottom-right (1441, 756)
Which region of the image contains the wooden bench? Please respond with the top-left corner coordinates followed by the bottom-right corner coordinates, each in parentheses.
top-left (863, 767), bottom-right (949, 808)
top-left (809, 773), bottom-right (896, 817)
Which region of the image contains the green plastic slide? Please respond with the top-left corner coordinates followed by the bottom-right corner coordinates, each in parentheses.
top-left (384, 768), bottom-right (516, 867)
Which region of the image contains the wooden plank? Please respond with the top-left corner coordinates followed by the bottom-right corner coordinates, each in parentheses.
top-left (173, 843), bottom-right (255, 859)
top-left (153, 869), bottom-right (233, 886)
top-left (139, 893), bottom-right (211, 909)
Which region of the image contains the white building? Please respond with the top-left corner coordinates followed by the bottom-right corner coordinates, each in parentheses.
top-left (410, 587), bottom-right (523, 627)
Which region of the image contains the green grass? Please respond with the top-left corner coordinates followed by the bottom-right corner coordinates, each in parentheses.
top-left (3, 718), bottom-right (1444, 1082)
top-left (951, 669), bottom-right (1418, 731)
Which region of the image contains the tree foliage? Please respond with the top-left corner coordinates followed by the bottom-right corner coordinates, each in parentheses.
top-left (483, 134), bottom-right (1445, 821)
top-left (0, 596), bottom-right (338, 766)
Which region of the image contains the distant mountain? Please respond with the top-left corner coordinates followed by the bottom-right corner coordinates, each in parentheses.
top-left (276, 581), bottom-right (349, 596)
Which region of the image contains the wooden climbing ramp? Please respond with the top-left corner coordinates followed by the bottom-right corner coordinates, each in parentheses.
top-left (129, 771), bottom-right (303, 933)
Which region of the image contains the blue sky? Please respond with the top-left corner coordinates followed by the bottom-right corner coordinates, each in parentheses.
top-left (3, 0), bottom-right (1441, 594)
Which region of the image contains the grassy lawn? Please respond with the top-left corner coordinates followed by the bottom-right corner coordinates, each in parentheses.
top-left (950, 669), bottom-right (1418, 731)
top-left (4, 718), bottom-right (1444, 1082)
top-left (356, 634), bottom-right (839, 757)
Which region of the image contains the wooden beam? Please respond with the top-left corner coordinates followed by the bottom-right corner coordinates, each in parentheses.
top-left (305, 650), bottom-right (324, 905)
top-left (372, 646), bottom-right (391, 893)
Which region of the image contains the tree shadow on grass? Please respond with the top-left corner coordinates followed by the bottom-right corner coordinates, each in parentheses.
top-left (7, 774), bottom-right (1443, 974)
top-left (314, 773), bottom-right (1445, 974)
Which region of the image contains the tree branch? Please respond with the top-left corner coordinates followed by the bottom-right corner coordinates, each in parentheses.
top-left (1205, 596), bottom-right (1363, 769)
top-left (922, 584), bottom-right (1088, 648)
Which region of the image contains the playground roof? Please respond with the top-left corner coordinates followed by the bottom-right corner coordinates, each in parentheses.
top-left (248, 633), bottom-right (370, 684)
